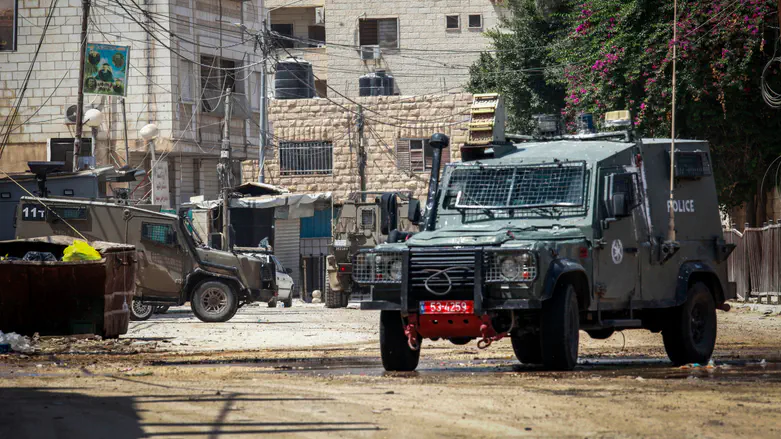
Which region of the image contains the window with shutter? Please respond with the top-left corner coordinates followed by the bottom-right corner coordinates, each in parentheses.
top-left (396, 138), bottom-right (410, 172)
top-left (397, 138), bottom-right (450, 172)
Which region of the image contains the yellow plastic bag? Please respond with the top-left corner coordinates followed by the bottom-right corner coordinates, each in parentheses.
top-left (62, 240), bottom-right (102, 261)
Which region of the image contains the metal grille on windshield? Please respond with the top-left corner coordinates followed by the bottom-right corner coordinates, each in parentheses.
top-left (442, 161), bottom-right (588, 219)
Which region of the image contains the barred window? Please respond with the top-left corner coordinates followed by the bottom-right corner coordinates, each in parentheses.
top-left (141, 222), bottom-right (177, 246)
top-left (279, 141), bottom-right (333, 176)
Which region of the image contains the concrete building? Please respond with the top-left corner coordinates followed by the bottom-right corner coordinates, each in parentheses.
top-left (0, 0), bottom-right (266, 206)
top-left (266, 0), bottom-right (507, 97)
top-left (242, 93), bottom-right (472, 200)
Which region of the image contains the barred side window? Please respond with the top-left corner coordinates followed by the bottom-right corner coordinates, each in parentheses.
top-left (279, 141), bottom-right (333, 176)
top-left (141, 222), bottom-right (177, 246)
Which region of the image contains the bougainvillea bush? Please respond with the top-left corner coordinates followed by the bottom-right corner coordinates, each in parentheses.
top-left (469, 0), bottom-right (781, 217)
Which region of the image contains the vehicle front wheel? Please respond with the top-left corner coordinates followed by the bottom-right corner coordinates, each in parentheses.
top-left (282, 296), bottom-right (293, 308)
top-left (511, 332), bottom-right (542, 364)
top-left (380, 311), bottom-right (420, 372)
top-left (662, 282), bottom-right (717, 366)
top-left (191, 280), bottom-right (239, 322)
top-left (130, 299), bottom-right (154, 321)
top-left (541, 283), bottom-right (580, 371)
top-left (325, 289), bottom-right (345, 308)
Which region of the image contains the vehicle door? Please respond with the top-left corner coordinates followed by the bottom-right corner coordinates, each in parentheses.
top-left (593, 167), bottom-right (641, 307)
top-left (272, 256), bottom-right (293, 297)
top-left (134, 219), bottom-right (187, 301)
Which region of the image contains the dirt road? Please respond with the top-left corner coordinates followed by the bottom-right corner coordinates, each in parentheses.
top-left (2, 304), bottom-right (781, 438)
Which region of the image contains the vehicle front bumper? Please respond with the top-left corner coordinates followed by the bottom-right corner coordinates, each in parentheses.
top-left (356, 248), bottom-right (543, 313)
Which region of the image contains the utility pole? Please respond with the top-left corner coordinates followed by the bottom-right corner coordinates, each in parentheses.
top-left (357, 105), bottom-right (366, 201)
top-left (73, 0), bottom-right (91, 171)
top-left (121, 97), bottom-right (130, 164)
top-left (220, 88), bottom-right (233, 250)
top-left (667, 0), bottom-right (678, 242)
top-left (258, 0), bottom-right (268, 183)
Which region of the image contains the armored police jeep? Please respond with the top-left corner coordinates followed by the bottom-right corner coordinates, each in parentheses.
top-left (354, 128), bottom-right (735, 371)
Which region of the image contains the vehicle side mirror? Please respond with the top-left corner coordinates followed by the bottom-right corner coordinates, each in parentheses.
top-left (611, 192), bottom-right (629, 218)
top-left (407, 198), bottom-right (422, 225)
top-left (603, 173), bottom-right (636, 219)
top-left (285, 267), bottom-right (293, 274)
top-left (379, 192), bottom-right (398, 235)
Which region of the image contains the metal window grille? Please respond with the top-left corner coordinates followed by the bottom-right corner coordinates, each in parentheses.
top-left (279, 141), bottom-right (333, 176)
top-left (670, 151), bottom-right (712, 178)
top-left (52, 207), bottom-right (87, 220)
top-left (141, 223), bottom-right (176, 246)
top-left (446, 162), bottom-right (587, 209)
top-left (360, 209), bottom-right (375, 230)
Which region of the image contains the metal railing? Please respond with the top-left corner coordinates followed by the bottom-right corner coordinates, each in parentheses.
top-left (279, 141), bottom-right (333, 176)
top-left (725, 223), bottom-right (781, 301)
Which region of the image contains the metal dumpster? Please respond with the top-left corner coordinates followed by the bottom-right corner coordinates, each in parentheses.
top-left (0, 237), bottom-right (136, 338)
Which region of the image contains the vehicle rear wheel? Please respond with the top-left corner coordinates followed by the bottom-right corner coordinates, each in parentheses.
top-left (325, 289), bottom-right (345, 308)
top-left (267, 298), bottom-right (277, 308)
top-left (283, 296), bottom-right (293, 308)
top-left (586, 328), bottom-right (615, 340)
top-left (541, 283), bottom-right (580, 371)
top-left (130, 299), bottom-right (154, 321)
top-left (511, 332), bottom-right (542, 364)
top-left (449, 337), bottom-right (472, 346)
top-left (191, 280), bottom-right (239, 322)
top-left (662, 282), bottom-right (717, 366)
top-left (380, 311), bottom-right (420, 372)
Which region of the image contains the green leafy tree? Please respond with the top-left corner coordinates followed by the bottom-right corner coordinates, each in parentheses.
top-left (470, 0), bottom-right (781, 222)
top-left (467, 0), bottom-right (566, 134)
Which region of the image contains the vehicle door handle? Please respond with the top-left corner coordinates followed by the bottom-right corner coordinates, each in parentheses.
top-left (624, 247), bottom-right (638, 254)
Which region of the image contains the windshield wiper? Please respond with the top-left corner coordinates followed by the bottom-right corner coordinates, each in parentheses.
top-left (456, 191), bottom-right (495, 218)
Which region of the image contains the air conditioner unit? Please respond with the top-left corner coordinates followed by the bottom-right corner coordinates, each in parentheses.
top-left (360, 45), bottom-right (381, 61)
top-left (65, 105), bottom-right (78, 124)
top-left (315, 7), bottom-right (325, 24)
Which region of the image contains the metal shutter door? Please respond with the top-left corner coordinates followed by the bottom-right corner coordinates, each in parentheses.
top-left (274, 218), bottom-right (301, 287)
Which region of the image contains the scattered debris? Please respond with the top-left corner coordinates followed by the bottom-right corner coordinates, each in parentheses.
top-left (0, 331), bottom-right (35, 354)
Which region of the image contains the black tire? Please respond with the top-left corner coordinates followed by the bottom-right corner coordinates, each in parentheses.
top-left (541, 283), bottom-right (580, 371)
top-left (340, 291), bottom-right (350, 307)
top-left (267, 298), bottom-right (278, 308)
top-left (449, 337), bottom-right (472, 346)
top-left (380, 311), bottom-right (420, 372)
top-left (130, 299), bottom-right (154, 321)
top-left (283, 296), bottom-right (293, 308)
top-left (586, 328), bottom-right (615, 340)
top-left (190, 280), bottom-right (239, 323)
top-left (662, 282), bottom-right (717, 366)
top-left (511, 332), bottom-right (543, 364)
top-left (325, 289), bottom-right (344, 308)
top-left (154, 305), bottom-right (170, 314)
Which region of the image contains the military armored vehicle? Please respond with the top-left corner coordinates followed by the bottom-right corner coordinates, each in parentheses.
top-left (326, 192), bottom-right (421, 308)
top-left (354, 123), bottom-right (735, 371)
top-left (15, 197), bottom-right (276, 322)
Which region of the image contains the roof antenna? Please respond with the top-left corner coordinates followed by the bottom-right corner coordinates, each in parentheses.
top-left (667, 0), bottom-right (678, 243)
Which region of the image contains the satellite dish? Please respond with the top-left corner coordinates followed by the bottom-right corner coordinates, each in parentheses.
top-left (65, 105), bottom-right (78, 124)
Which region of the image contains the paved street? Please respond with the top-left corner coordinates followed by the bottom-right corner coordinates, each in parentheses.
top-left (2, 304), bottom-right (781, 438)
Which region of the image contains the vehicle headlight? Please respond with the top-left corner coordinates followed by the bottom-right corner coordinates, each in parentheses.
top-left (500, 256), bottom-right (521, 280)
top-left (352, 251), bottom-right (404, 284)
top-left (488, 251), bottom-right (537, 283)
top-left (389, 259), bottom-right (403, 281)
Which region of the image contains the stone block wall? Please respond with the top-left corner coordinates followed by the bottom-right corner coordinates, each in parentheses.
top-left (242, 92), bottom-right (472, 202)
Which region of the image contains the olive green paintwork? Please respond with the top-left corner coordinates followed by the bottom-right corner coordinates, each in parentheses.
top-left (328, 196), bottom-right (416, 293)
top-left (15, 197), bottom-right (275, 305)
top-left (363, 137), bottom-right (733, 313)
